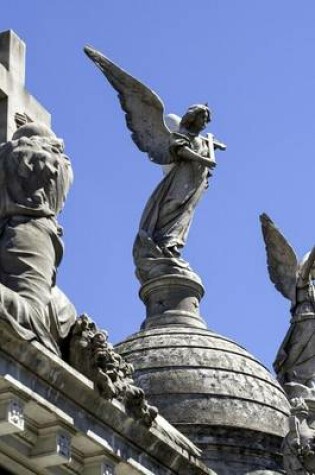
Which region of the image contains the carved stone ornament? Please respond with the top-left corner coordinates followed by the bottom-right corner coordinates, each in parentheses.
top-left (0, 122), bottom-right (75, 356)
top-left (68, 314), bottom-right (158, 425)
top-left (283, 398), bottom-right (315, 475)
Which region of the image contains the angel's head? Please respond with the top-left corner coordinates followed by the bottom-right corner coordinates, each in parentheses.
top-left (180, 104), bottom-right (211, 134)
top-left (8, 122), bottom-right (73, 215)
top-left (12, 122), bottom-right (65, 154)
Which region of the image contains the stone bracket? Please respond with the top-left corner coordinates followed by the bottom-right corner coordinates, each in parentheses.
top-left (83, 456), bottom-right (115, 475)
top-left (31, 426), bottom-right (71, 467)
top-left (116, 459), bottom-right (155, 475)
top-left (0, 394), bottom-right (24, 435)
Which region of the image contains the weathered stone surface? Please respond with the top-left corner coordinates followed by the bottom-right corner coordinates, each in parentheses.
top-left (68, 314), bottom-right (158, 426)
top-left (140, 275), bottom-right (207, 329)
top-left (0, 123), bottom-right (75, 356)
top-left (0, 319), bottom-right (212, 475)
top-left (186, 426), bottom-right (286, 475)
top-left (116, 326), bottom-right (290, 474)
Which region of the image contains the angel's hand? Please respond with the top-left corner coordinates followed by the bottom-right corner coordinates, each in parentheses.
top-left (177, 146), bottom-right (216, 169)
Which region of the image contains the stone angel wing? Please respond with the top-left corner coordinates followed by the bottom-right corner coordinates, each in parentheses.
top-left (84, 46), bottom-right (174, 165)
top-left (260, 213), bottom-right (298, 303)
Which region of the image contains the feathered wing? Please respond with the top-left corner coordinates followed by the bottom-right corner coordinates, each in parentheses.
top-left (260, 213), bottom-right (298, 303)
top-left (84, 46), bottom-right (174, 165)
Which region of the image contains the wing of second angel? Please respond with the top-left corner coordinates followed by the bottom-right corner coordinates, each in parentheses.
top-left (84, 46), bottom-right (174, 165)
top-left (260, 213), bottom-right (297, 302)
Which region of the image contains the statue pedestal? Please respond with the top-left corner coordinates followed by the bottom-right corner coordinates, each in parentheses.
top-left (139, 274), bottom-right (207, 329)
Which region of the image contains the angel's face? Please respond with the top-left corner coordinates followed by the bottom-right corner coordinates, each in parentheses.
top-left (193, 111), bottom-right (210, 132)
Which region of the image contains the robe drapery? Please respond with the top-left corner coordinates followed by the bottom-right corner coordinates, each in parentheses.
top-left (0, 127), bottom-right (75, 355)
top-left (133, 132), bottom-right (210, 283)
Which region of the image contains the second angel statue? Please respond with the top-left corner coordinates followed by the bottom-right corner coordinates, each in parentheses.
top-left (85, 47), bottom-right (225, 284)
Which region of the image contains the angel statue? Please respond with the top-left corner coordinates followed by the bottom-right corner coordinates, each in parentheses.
top-left (84, 47), bottom-right (226, 284)
top-left (260, 213), bottom-right (315, 391)
top-left (0, 122), bottom-right (76, 356)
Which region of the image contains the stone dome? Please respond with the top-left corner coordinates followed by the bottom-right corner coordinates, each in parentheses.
top-left (116, 325), bottom-right (290, 475)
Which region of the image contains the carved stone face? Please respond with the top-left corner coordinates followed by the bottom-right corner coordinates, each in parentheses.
top-left (181, 105), bottom-right (211, 134)
top-left (193, 110), bottom-right (210, 132)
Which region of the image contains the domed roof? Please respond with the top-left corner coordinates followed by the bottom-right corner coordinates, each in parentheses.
top-left (116, 326), bottom-right (290, 474)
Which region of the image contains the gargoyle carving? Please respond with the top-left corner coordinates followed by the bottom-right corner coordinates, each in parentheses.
top-left (68, 314), bottom-right (158, 426)
top-left (283, 398), bottom-right (315, 474)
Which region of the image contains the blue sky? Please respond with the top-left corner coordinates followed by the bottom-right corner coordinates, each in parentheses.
top-left (2, 1), bottom-right (315, 372)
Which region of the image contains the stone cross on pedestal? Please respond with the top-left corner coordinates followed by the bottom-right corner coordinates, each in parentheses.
top-left (0, 30), bottom-right (51, 143)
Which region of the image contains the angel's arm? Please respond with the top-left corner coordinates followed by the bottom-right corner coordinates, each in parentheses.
top-left (177, 146), bottom-right (216, 169)
top-left (169, 133), bottom-right (216, 169)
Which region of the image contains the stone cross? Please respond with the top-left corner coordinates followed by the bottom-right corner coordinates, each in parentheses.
top-left (0, 30), bottom-right (51, 143)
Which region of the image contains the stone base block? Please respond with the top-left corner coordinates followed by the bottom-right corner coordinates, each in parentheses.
top-left (140, 275), bottom-right (207, 329)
